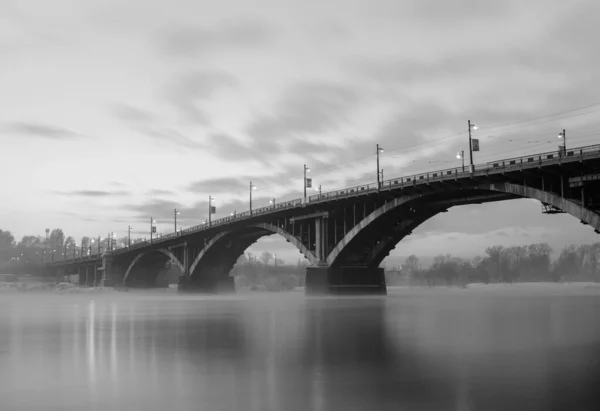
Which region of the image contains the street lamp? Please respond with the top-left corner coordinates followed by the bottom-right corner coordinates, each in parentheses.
top-left (174, 208), bottom-right (180, 233)
top-left (269, 198), bottom-right (276, 206)
top-left (456, 150), bottom-right (465, 172)
top-left (558, 129), bottom-right (566, 154)
top-left (249, 182), bottom-right (257, 215)
top-left (468, 120), bottom-right (478, 172)
top-left (208, 196), bottom-right (216, 227)
top-left (376, 144), bottom-right (384, 190)
top-left (315, 184), bottom-right (322, 198)
top-left (128, 225), bottom-right (133, 248)
top-left (303, 164), bottom-right (311, 201)
top-left (150, 218), bottom-right (157, 243)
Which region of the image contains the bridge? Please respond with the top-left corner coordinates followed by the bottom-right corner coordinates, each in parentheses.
top-left (42, 143), bottom-right (600, 294)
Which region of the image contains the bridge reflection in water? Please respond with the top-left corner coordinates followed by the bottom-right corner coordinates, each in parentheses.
top-left (1, 287), bottom-right (599, 410)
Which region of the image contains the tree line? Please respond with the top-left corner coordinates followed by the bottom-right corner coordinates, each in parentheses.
top-left (386, 242), bottom-right (600, 287)
top-left (0, 228), bottom-right (146, 268)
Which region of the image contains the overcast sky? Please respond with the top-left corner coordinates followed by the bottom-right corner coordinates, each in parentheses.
top-left (1, 0), bottom-right (599, 262)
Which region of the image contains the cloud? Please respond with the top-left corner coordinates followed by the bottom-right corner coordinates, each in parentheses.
top-left (54, 190), bottom-right (128, 197)
top-left (163, 70), bottom-right (239, 125)
top-left (188, 176), bottom-right (248, 195)
top-left (147, 189), bottom-right (174, 196)
top-left (4, 122), bottom-right (83, 140)
top-left (246, 81), bottom-right (360, 155)
top-left (113, 104), bottom-right (156, 123)
top-left (156, 19), bottom-right (276, 57)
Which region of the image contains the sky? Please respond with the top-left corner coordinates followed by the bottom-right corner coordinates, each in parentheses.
top-left (1, 0), bottom-right (600, 263)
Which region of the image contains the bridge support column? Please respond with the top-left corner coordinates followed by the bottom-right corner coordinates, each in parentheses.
top-left (101, 254), bottom-right (126, 288)
top-left (305, 266), bottom-right (387, 296)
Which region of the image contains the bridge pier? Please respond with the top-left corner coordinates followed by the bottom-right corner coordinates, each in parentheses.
top-left (305, 266), bottom-right (387, 296)
top-left (177, 275), bottom-right (235, 293)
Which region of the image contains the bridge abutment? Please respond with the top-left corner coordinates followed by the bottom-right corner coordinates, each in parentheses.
top-left (305, 266), bottom-right (387, 295)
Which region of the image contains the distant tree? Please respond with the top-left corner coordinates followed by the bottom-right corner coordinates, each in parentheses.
top-left (81, 236), bottom-right (91, 250)
top-left (0, 230), bottom-right (15, 249)
top-left (485, 245), bottom-right (504, 282)
top-left (49, 229), bottom-right (65, 250)
top-left (260, 251), bottom-right (273, 266)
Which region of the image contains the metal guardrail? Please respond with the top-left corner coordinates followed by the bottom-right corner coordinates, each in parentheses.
top-left (108, 143), bottom-right (600, 255)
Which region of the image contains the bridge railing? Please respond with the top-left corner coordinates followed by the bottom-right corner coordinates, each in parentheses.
top-left (109, 143), bottom-right (600, 256)
top-left (307, 144), bottom-right (600, 202)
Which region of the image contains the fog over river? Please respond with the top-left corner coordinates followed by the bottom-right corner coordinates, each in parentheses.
top-left (1, 284), bottom-right (599, 410)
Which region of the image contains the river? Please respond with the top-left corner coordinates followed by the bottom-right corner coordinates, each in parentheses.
top-left (1, 284), bottom-right (599, 410)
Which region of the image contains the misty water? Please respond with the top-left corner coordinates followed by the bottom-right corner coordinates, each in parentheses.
top-left (1, 285), bottom-right (600, 411)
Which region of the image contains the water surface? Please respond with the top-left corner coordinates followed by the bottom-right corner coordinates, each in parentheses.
top-left (1, 285), bottom-right (599, 410)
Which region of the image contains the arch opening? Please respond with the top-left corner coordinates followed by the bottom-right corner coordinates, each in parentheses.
top-left (187, 223), bottom-right (318, 292)
top-left (123, 248), bottom-right (184, 287)
top-left (328, 183), bottom-right (600, 272)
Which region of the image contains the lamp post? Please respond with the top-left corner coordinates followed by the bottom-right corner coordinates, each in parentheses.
top-left (303, 164), bottom-right (310, 201)
top-left (468, 120), bottom-right (478, 172)
top-left (249, 182), bottom-right (257, 215)
top-left (315, 184), bottom-right (322, 198)
top-left (376, 144), bottom-right (384, 191)
top-left (150, 218), bottom-right (156, 243)
top-left (208, 196), bottom-right (215, 227)
top-left (558, 129), bottom-right (566, 154)
top-left (269, 198), bottom-right (276, 207)
top-left (128, 225), bottom-right (132, 248)
top-left (174, 208), bottom-right (180, 234)
top-left (457, 150), bottom-right (465, 172)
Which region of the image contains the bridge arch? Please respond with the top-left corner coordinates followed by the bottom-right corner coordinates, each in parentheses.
top-left (122, 248), bottom-right (184, 285)
top-left (188, 222), bottom-right (318, 280)
top-left (327, 182), bottom-right (600, 267)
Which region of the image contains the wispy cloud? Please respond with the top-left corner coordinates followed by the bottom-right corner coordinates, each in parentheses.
top-left (54, 190), bottom-right (128, 197)
top-left (4, 122), bottom-right (84, 140)
top-left (112, 104), bottom-right (156, 123)
top-left (162, 70), bottom-right (238, 125)
top-left (156, 19), bottom-right (276, 57)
